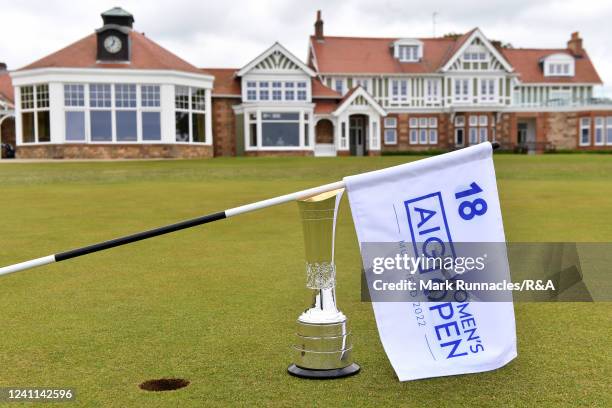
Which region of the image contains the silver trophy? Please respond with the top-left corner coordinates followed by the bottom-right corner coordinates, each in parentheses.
top-left (287, 188), bottom-right (360, 379)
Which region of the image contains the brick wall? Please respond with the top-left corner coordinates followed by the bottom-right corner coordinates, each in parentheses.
top-left (212, 97), bottom-right (240, 157)
top-left (16, 144), bottom-right (213, 159)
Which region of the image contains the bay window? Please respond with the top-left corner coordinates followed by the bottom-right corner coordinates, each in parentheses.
top-left (261, 112), bottom-right (299, 147)
top-left (20, 84), bottom-right (50, 143)
top-left (63, 83), bottom-right (162, 143)
top-left (244, 109), bottom-right (312, 150)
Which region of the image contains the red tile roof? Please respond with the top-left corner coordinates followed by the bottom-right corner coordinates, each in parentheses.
top-left (0, 72), bottom-right (14, 104)
top-left (313, 99), bottom-right (338, 114)
top-left (310, 35), bottom-right (457, 74)
top-left (20, 31), bottom-right (203, 74)
top-left (311, 32), bottom-right (602, 84)
top-left (501, 48), bottom-right (602, 84)
top-left (201, 68), bottom-right (241, 95)
top-left (312, 79), bottom-right (341, 97)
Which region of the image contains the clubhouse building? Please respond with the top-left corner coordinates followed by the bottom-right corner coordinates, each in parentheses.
top-left (1, 7), bottom-right (611, 159)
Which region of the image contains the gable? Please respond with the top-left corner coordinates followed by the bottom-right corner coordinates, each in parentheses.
top-left (237, 42), bottom-right (316, 77)
top-left (441, 29), bottom-right (513, 73)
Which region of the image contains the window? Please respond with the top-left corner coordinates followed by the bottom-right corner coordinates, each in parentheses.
top-left (248, 112), bottom-right (258, 148)
top-left (607, 117), bottom-right (612, 146)
top-left (141, 85), bottom-right (161, 141)
top-left (429, 129), bottom-right (438, 144)
top-left (595, 117), bottom-right (604, 146)
top-left (454, 115), bottom-right (465, 127)
top-left (390, 79), bottom-right (409, 102)
top-left (548, 63), bottom-right (571, 76)
top-left (304, 114), bottom-right (310, 147)
top-left (384, 117), bottom-right (397, 145)
top-left (261, 112), bottom-right (300, 147)
top-left (89, 84), bottom-right (112, 142)
top-left (579, 117), bottom-right (591, 146)
top-left (455, 128), bottom-right (465, 146)
top-left (285, 82), bottom-right (295, 101)
top-left (425, 79), bottom-right (440, 103)
top-left (334, 78), bottom-right (344, 95)
top-left (453, 78), bottom-right (470, 102)
top-left (467, 115), bottom-right (489, 145)
top-left (20, 84), bottom-right (50, 143)
top-left (480, 78), bottom-right (496, 103)
top-left (175, 86), bottom-right (208, 143)
top-left (354, 78), bottom-right (370, 92)
top-left (297, 82), bottom-right (307, 101)
top-left (64, 84), bottom-right (85, 141)
top-left (409, 116), bottom-right (438, 145)
top-left (398, 45), bottom-right (419, 62)
top-left (469, 127), bottom-right (478, 145)
top-left (246, 82), bottom-right (257, 101)
top-left (244, 80), bottom-right (308, 102)
top-left (410, 129), bottom-right (418, 144)
top-left (63, 83), bottom-right (162, 143)
top-left (259, 82), bottom-right (269, 101)
top-left (115, 84), bottom-right (137, 142)
top-left (272, 82), bottom-right (282, 101)
top-left (463, 51), bottom-right (487, 61)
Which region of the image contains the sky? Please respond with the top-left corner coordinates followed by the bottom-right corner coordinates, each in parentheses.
top-left (1, 0), bottom-right (611, 96)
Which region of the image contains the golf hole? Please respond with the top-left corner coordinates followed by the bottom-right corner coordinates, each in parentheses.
top-left (139, 378), bottom-right (190, 392)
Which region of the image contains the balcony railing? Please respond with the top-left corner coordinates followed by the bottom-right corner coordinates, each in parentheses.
top-left (512, 97), bottom-right (612, 109)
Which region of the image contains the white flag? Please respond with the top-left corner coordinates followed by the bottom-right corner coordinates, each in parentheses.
top-left (344, 142), bottom-right (517, 381)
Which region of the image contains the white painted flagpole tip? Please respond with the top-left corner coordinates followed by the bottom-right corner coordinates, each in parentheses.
top-left (0, 255), bottom-right (55, 277)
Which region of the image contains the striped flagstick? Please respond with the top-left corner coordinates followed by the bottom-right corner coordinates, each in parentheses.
top-left (0, 142), bottom-right (500, 277)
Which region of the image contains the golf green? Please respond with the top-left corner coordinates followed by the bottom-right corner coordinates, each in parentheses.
top-left (0, 155), bottom-right (610, 407)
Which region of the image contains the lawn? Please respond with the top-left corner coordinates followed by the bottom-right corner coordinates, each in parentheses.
top-left (0, 155), bottom-right (610, 407)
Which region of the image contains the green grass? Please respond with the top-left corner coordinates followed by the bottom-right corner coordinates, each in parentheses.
top-left (0, 155), bottom-right (610, 407)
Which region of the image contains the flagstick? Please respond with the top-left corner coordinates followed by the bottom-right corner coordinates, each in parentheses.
top-left (0, 142), bottom-right (499, 277)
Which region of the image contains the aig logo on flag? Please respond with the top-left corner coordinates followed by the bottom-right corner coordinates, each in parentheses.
top-left (405, 192), bottom-right (456, 272)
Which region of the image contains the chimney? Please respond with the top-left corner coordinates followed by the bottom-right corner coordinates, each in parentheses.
top-left (0, 62), bottom-right (6, 72)
top-left (314, 10), bottom-right (324, 41)
top-left (567, 32), bottom-right (584, 57)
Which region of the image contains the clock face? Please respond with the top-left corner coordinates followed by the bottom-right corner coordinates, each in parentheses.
top-left (104, 35), bottom-right (122, 54)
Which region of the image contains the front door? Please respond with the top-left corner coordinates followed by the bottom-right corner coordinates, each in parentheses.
top-left (349, 116), bottom-right (365, 156)
top-left (517, 123), bottom-right (528, 145)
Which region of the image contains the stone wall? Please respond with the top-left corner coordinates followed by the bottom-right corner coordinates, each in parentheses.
top-left (545, 112), bottom-right (578, 150)
top-left (16, 144), bottom-right (213, 159)
top-left (212, 97), bottom-right (240, 157)
top-left (244, 150), bottom-right (314, 157)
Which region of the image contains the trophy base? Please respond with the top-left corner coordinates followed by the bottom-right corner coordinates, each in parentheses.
top-left (287, 363), bottom-right (360, 379)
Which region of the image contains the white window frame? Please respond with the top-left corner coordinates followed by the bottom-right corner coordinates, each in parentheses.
top-left (408, 116), bottom-right (438, 145)
top-left (19, 84), bottom-right (50, 144)
top-left (453, 78), bottom-right (471, 103)
top-left (384, 116), bottom-right (397, 145)
top-left (579, 117), bottom-right (591, 146)
top-left (594, 117), bottom-right (604, 146)
top-left (175, 86), bottom-right (208, 144)
top-left (353, 77), bottom-right (371, 92)
top-left (390, 79), bottom-right (409, 103)
top-left (243, 107), bottom-right (312, 151)
top-left (425, 79), bottom-right (441, 104)
top-left (479, 78), bottom-right (497, 103)
top-left (607, 117), bottom-right (612, 146)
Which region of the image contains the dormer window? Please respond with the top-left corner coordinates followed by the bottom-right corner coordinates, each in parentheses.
top-left (543, 53), bottom-right (575, 77)
top-left (398, 45), bottom-right (419, 62)
top-left (393, 39), bottom-right (423, 62)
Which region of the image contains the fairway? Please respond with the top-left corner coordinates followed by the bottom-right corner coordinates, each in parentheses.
top-left (0, 155), bottom-right (610, 407)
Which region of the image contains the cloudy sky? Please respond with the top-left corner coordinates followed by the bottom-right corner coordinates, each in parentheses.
top-left (1, 0), bottom-right (611, 95)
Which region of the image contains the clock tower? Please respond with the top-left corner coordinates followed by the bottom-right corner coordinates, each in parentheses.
top-left (96, 7), bottom-right (133, 62)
